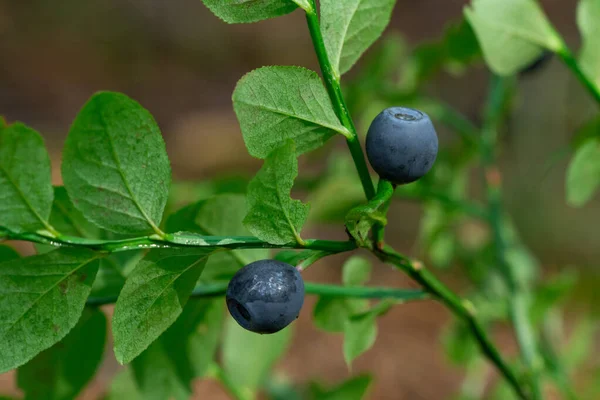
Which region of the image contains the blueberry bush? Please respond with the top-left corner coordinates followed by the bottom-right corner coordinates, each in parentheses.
top-left (0, 0), bottom-right (599, 399)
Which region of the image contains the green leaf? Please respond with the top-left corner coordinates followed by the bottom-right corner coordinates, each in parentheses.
top-left (342, 256), bottom-right (371, 286)
top-left (0, 249), bottom-right (101, 373)
top-left (222, 315), bottom-right (292, 392)
top-left (90, 257), bottom-right (127, 298)
top-left (0, 123), bottom-right (54, 233)
top-left (566, 137), bottom-right (600, 207)
top-left (105, 368), bottom-right (143, 400)
top-left (343, 301), bottom-right (393, 366)
top-left (442, 321), bottom-right (479, 365)
top-left (310, 375), bottom-right (373, 400)
top-left (465, 0), bottom-right (561, 75)
top-left (17, 308), bottom-right (106, 400)
top-left (201, 0), bottom-right (298, 24)
top-left (0, 245), bottom-right (20, 262)
top-left (48, 186), bottom-right (101, 238)
top-left (321, 0), bottom-right (396, 75)
top-left (275, 249), bottom-right (329, 269)
top-left (62, 92), bottom-right (171, 235)
top-left (166, 194), bottom-right (269, 280)
top-left (233, 66), bottom-right (348, 159)
top-left (563, 317), bottom-right (597, 370)
top-left (577, 0), bottom-right (600, 90)
top-left (112, 248), bottom-right (213, 364)
top-left (344, 181), bottom-right (393, 246)
top-left (244, 142), bottom-right (310, 245)
top-left (530, 271), bottom-right (577, 325)
top-left (313, 297), bottom-right (368, 332)
top-left (131, 299), bottom-right (224, 400)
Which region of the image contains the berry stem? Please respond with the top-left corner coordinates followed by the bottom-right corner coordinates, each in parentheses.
top-left (304, 1), bottom-right (376, 201)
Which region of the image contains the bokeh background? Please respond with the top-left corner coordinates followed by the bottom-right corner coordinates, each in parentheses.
top-left (0, 0), bottom-right (598, 399)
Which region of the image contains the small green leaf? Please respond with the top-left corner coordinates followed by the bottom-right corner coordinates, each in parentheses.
top-left (566, 138), bottom-right (600, 207)
top-left (343, 301), bottom-right (393, 366)
top-left (342, 256), bottom-right (371, 286)
top-left (0, 123), bottom-right (54, 233)
top-left (201, 0), bottom-right (298, 24)
top-left (17, 308), bottom-right (106, 400)
top-left (465, 0), bottom-right (561, 75)
top-left (222, 315), bottom-right (292, 393)
top-left (313, 297), bottom-right (368, 332)
top-left (112, 248), bottom-right (213, 364)
top-left (577, 0), bottom-right (600, 90)
top-left (0, 249), bottom-right (101, 373)
top-left (244, 142), bottom-right (310, 245)
top-left (344, 181), bottom-right (393, 246)
top-left (131, 299), bottom-right (224, 400)
top-left (310, 375), bottom-right (373, 400)
top-left (321, 0), bottom-right (396, 76)
top-left (62, 92), bottom-right (171, 235)
top-left (0, 245), bottom-right (20, 262)
top-left (105, 368), bottom-right (143, 400)
top-left (233, 66), bottom-right (348, 159)
top-left (442, 321), bottom-right (479, 365)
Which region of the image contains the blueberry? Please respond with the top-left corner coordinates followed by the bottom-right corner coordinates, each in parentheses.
top-left (366, 107), bottom-right (438, 185)
top-left (226, 259), bottom-right (305, 334)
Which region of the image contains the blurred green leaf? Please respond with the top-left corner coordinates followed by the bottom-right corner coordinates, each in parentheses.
top-left (577, 0), bottom-right (600, 90)
top-left (62, 92), bottom-right (171, 235)
top-left (233, 66), bottom-right (347, 159)
top-left (18, 308), bottom-right (106, 400)
top-left (465, 0), bottom-right (561, 75)
top-left (244, 142), bottom-right (310, 245)
top-left (0, 245), bottom-right (20, 262)
top-left (112, 248), bottom-right (213, 364)
top-left (200, 0), bottom-right (298, 24)
top-left (321, 0), bottom-right (396, 75)
top-left (443, 321), bottom-right (479, 365)
top-left (342, 256), bottom-right (371, 286)
top-left (105, 368), bottom-right (143, 400)
top-left (222, 315), bottom-right (293, 393)
top-left (90, 257), bottom-right (127, 298)
top-left (343, 300), bottom-right (393, 366)
top-left (313, 297), bottom-right (369, 333)
top-left (530, 271), bottom-right (577, 325)
top-left (0, 249), bottom-right (100, 373)
top-left (0, 122), bottom-right (54, 233)
top-left (131, 299), bottom-right (224, 400)
top-left (566, 137), bottom-right (600, 207)
top-left (563, 317), bottom-right (597, 370)
top-left (310, 374), bottom-right (373, 400)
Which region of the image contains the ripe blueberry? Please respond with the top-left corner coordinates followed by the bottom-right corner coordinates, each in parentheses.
top-left (365, 107), bottom-right (438, 185)
top-left (226, 259), bottom-right (305, 334)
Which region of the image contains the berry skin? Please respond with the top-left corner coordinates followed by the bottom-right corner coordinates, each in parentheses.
top-left (226, 259), bottom-right (305, 334)
top-left (365, 107), bottom-right (438, 185)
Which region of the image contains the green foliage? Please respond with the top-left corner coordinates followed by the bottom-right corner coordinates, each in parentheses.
top-left (222, 315), bottom-right (292, 394)
top-left (200, 0), bottom-right (298, 24)
top-left (345, 180), bottom-right (393, 246)
top-left (130, 299), bottom-right (224, 400)
top-left (0, 123), bottom-right (54, 233)
top-left (566, 138), bottom-right (600, 207)
top-left (244, 141), bottom-right (310, 245)
top-left (233, 66), bottom-right (348, 159)
top-left (48, 186), bottom-right (101, 239)
top-left (343, 300), bottom-right (393, 366)
top-left (465, 0), bottom-right (561, 75)
top-left (0, 245), bottom-right (20, 262)
top-left (577, 0), bottom-right (600, 89)
top-left (62, 92), bottom-right (171, 235)
top-left (112, 248), bottom-right (213, 364)
top-left (320, 0), bottom-right (396, 76)
top-left (105, 368), bottom-right (143, 400)
top-left (17, 308), bottom-right (106, 400)
top-left (0, 249), bottom-right (100, 372)
top-left (342, 256), bottom-right (371, 286)
top-left (310, 375), bottom-right (373, 400)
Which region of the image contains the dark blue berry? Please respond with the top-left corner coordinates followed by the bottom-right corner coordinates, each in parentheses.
top-left (366, 107), bottom-right (438, 185)
top-left (226, 259), bottom-right (305, 334)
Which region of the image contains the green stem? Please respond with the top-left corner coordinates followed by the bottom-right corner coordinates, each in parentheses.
top-left (374, 245), bottom-right (528, 400)
top-left (373, 179), bottom-right (394, 247)
top-left (86, 281), bottom-right (428, 307)
top-left (304, 2), bottom-right (376, 201)
top-left (481, 75), bottom-right (541, 400)
top-left (556, 41), bottom-right (600, 106)
top-left (0, 226), bottom-right (357, 254)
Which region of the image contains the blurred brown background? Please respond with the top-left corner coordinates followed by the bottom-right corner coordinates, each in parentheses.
top-left (0, 0), bottom-right (598, 399)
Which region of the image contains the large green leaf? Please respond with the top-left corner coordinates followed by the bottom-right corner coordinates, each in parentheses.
top-left (62, 92), bottom-right (171, 235)
top-left (321, 0), bottom-right (396, 76)
top-left (48, 186), bottom-right (101, 238)
top-left (222, 315), bottom-right (292, 393)
top-left (112, 248), bottom-right (213, 364)
top-left (0, 245), bottom-right (20, 262)
top-left (465, 0), bottom-right (561, 75)
top-left (310, 375), bottom-right (373, 400)
top-left (130, 299), bottom-right (224, 400)
top-left (17, 308), bottom-right (106, 400)
top-left (566, 138), bottom-right (600, 207)
top-left (577, 0), bottom-right (600, 90)
top-left (244, 142), bottom-right (310, 245)
top-left (0, 123), bottom-right (54, 233)
top-left (233, 66), bottom-right (348, 159)
top-left (201, 0), bottom-right (298, 23)
top-left (0, 249), bottom-right (101, 372)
